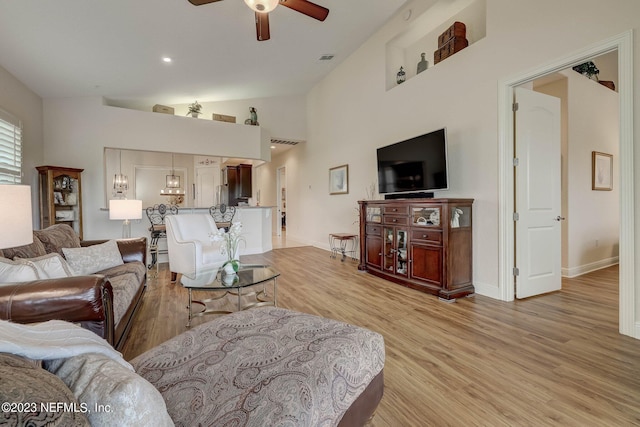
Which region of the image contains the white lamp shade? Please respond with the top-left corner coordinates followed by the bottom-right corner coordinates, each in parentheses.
top-left (244, 0), bottom-right (279, 13)
top-left (0, 185), bottom-right (33, 249)
top-left (109, 199), bottom-right (142, 220)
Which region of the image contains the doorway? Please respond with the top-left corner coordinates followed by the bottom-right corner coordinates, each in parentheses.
top-left (498, 31), bottom-right (635, 337)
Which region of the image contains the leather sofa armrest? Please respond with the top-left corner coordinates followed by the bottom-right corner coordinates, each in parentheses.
top-left (81, 237), bottom-right (147, 267)
top-left (0, 276), bottom-right (115, 345)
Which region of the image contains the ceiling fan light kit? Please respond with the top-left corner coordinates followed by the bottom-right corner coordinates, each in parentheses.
top-left (189, 0), bottom-right (329, 41)
top-left (244, 0), bottom-right (279, 13)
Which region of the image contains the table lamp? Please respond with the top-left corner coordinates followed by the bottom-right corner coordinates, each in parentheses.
top-left (0, 184), bottom-right (33, 250)
top-left (109, 199), bottom-right (142, 238)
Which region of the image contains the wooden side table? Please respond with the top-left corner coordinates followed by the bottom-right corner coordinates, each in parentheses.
top-left (329, 233), bottom-right (358, 262)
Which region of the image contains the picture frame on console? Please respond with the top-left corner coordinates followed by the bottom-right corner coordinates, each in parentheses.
top-left (329, 164), bottom-right (349, 195)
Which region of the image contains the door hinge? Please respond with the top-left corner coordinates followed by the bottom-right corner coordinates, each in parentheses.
top-left (513, 267), bottom-right (520, 276)
top-left (513, 212), bottom-right (519, 221)
top-left (512, 102), bottom-right (519, 112)
top-left (513, 157), bottom-right (519, 166)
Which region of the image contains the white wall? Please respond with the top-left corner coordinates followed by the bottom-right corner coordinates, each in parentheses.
top-left (535, 71), bottom-right (620, 277)
top-left (258, 0), bottom-right (640, 304)
top-left (0, 64), bottom-right (44, 228)
top-left (42, 96), bottom-right (268, 239)
top-left (565, 71), bottom-right (620, 275)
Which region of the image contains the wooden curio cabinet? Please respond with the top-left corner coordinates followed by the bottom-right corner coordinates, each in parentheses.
top-left (358, 198), bottom-right (474, 300)
top-left (37, 166), bottom-right (84, 239)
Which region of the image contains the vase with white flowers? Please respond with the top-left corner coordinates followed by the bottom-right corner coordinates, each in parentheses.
top-left (209, 222), bottom-right (244, 274)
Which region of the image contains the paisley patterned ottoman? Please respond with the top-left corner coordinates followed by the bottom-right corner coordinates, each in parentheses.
top-left (132, 307), bottom-right (385, 427)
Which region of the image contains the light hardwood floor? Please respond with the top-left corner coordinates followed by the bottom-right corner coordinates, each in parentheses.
top-left (121, 247), bottom-right (640, 426)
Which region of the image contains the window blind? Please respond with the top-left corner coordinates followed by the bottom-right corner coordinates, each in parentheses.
top-left (0, 109), bottom-right (22, 184)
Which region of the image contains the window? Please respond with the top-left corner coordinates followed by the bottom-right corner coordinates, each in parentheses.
top-left (0, 108), bottom-right (22, 184)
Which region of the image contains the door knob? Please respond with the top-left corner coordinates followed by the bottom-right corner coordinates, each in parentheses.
top-left (555, 216), bottom-right (566, 221)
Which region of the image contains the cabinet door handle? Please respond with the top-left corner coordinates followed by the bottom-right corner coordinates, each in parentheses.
top-left (392, 219), bottom-right (397, 222)
top-left (423, 234), bottom-right (427, 238)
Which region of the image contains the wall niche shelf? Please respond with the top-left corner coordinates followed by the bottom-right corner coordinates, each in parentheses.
top-left (386, 0), bottom-right (486, 91)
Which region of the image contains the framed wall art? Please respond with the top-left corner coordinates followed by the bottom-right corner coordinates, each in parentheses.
top-left (329, 164), bottom-right (349, 195)
top-left (592, 151), bottom-right (613, 191)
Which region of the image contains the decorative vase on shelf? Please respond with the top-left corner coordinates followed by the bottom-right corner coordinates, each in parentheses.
top-left (417, 53), bottom-right (428, 74)
top-left (396, 66), bottom-right (406, 84)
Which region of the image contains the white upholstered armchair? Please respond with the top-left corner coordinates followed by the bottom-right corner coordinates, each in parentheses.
top-left (165, 214), bottom-right (227, 276)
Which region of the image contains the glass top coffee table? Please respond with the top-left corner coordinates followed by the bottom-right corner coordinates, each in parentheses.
top-left (180, 264), bottom-right (280, 327)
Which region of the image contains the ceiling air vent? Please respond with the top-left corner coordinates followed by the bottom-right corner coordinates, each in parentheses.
top-left (319, 54), bottom-right (334, 61)
top-left (271, 138), bottom-right (302, 146)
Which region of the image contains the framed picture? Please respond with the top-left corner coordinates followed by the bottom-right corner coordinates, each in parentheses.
top-left (592, 151), bottom-right (613, 191)
top-left (329, 164), bottom-right (349, 195)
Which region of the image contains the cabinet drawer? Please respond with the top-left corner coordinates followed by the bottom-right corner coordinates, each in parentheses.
top-left (366, 224), bottom-right (383, 236)
top-left (383, 206), bottom-right (409, 215)
top-left (384, 216), bottom-right (409, 226)
top-left (411, 229), bottom-right (442, 244)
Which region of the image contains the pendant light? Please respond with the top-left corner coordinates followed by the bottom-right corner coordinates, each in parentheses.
top-left (113, 149), bottom-right (129, 198)
top-left (160, 154), bottom-right (185, 196)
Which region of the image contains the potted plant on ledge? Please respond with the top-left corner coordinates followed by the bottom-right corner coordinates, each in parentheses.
top-left (187, 101), bottom-right (203, 118)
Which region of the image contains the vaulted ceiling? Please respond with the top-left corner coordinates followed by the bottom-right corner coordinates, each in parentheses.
top-left (0, 0), bottom-right (408, 108)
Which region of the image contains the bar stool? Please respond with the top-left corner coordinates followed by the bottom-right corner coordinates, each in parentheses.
top-left (145, 204), bottom-right (178, 272)
top-left (209, 204), bottom-right (236, 231)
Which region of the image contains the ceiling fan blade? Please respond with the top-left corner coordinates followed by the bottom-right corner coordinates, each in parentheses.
top-left (188, 0), bottom-right (223, 5)
top-left (255, 12), bottom-right (271, 41)
top-left (279, 0), bottom-right (329, 21)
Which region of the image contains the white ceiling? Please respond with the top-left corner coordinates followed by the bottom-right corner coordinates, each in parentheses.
top-left (0, 0), bottom-right (408, 108)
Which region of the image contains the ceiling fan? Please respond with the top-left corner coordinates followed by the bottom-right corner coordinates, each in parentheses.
top-left (188, 0), bottom-right (329, 41)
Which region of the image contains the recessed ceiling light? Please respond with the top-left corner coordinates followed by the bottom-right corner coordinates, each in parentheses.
top-left (270, 145), bottom-right (276, 149)
top-left (162, 57), bottom-right (172, 63)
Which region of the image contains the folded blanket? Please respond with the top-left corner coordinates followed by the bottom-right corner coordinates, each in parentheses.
top-left (0, 319), bottom-right (132, 370)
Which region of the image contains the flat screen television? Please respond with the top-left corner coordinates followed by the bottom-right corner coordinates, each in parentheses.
top-left (377, 128), bottom-right (449, 195)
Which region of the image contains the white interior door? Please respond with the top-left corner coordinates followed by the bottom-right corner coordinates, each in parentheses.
top-left (515, 87), bottom-right (562, 298)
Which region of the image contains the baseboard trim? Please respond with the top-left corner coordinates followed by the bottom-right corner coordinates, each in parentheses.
top-left (472, 282), bottom-right (502, 300)
top-left (562, 257), bottom-right (619, 278)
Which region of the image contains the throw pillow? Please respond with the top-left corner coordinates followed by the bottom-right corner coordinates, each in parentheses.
top-left (0, 257), bottom-right (39, 284)
top-left (45, 353), bottom-right (173, 427)
top-left (0, 233), bottom-right (47, 260)
top-left (0, 353), bottom-right (90, 426)
top-left (15, 253), bottom-right (74, 279)
top-left (34, 224), bottom-right (81, 256)
top-left (62, 240), bottom-right (124, 276)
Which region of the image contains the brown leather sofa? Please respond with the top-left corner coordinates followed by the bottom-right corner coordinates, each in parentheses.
top-left (0, 225), bottom-right (146, 349)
